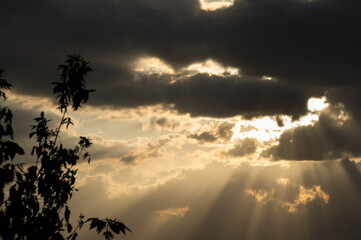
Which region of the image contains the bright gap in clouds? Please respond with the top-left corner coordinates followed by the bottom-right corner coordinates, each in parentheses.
top-left (199, 0), bottom-right (234, 11)
top-left (133, 57), bottom-right (240, 77)
top-left (133, 57), bottom-right (175, 75)
top-left (232, 114), bottom-right (318, 143)
top-left (184, 59), bottom-right (239, 76)
top-left (232, 97), bottom-right (329, 143)
top-left (308, 96), bottom-right (328, 112)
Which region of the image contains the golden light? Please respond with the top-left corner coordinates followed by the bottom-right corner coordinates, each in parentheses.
top-left (231, 97), bottom-right (330, 144)
top-left (199, 0), bottom-right (234, 11)
top-left (133, 57), bottom-right (240, 78)
top-left (276, 177), bottom-right (290, 185)
top-left (231, 114), bottom-right (320, 143)
top-left (133, 57), bottom-right (175, 75)
top-left (261, 75), bottom-right (276, 81)
top-left (307, 97), bottom-right (328, 112)
top-left (183, 59), bottom-right (239, 76)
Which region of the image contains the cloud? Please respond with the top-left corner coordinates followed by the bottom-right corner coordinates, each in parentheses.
top-left (2, 0), bottom-right (361, 166)
top-left (120, 137), bottom-right (170, 164)
top-left (6, 0), bottom-right (361, 119)
top-left (245, 183), bottom-right (330, 213)
top-left (224, 138), bottom-right (257, 157)
top-left (245, 188), bottom-right (275, 202)
top-left (199, 0), bottom-right (234, 11)
top-left (276, 177), bottom-right (290, 185)
top-left (282, 185), bottom-right (330, 213)
top-left (151, 117), bottom-right (181, 130)
top-left (189, 131), bottom-right (218, 143)
top-left (188, 120), bottom-right (234, 143)
top-left (154, 206), bottom-right (190, 217)
top-left (267, 105), bottom-right (361, 160)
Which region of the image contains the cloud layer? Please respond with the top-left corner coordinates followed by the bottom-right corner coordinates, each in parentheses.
top-left (3, 1), bottom-right (361, 161)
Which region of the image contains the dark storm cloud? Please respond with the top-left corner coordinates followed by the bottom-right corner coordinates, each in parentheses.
top-left (2, 0), bottom-right (361, 119)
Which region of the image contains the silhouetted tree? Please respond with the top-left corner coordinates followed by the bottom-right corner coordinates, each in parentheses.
top-left (0, 55), bottom-right (131, 240)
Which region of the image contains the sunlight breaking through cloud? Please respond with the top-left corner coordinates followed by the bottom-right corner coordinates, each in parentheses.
top-left (231, 97), bottom-right (330, 144)
top-left (133, 57), bottom-right (175, 75)
top-left (183, 59), bottom-right (239, 76)
top-left (231, 114), bottom-right (320, 143)
top-left (308, 96), bottom-right (328, 112)
top-left (199, 0), bottom-right (234, 11)
top-left (132, 57), bottom-right (240, 77)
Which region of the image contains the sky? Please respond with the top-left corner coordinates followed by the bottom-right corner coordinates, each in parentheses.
top-left (1, 0), bottom-right (361, 239)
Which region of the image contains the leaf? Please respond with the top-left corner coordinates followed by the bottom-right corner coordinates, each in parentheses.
top-left (108, 220), bottom-right (132, 235)
top-left (119, 222), bottom-right (132, 235)
top-left (65, 206), bottom-right (70, 223)
top-left (108, 221), bottom-right (120, 235)
top-left (67, 223), bottom-right (73, 233)
top-left (7, 141), bottom-right (25, 159)
top-left (27, 166), bottom-right (37, 180)
top-left (29, 132), bottom-right (35, 138)
top-left (5, 109), bottom-right (13, 123)
top-left (96, 220), bottom-right (106, 234)
top-left (88, 218), bottom-right (106, 234)
top-left (15, 171), bottom-right (23, 182)
top-left (0, 189), bottom-right (3, 203)
top-left (51, 232), bottom-right (64, 240)
top-left (83, 152), bottom-right (89, 159)
top-left (88, 218), bottom-right (99, 230)
top-left (71, 232), bottom-right (78, 240)
top-left (103, 230), bottom-right (114, 240)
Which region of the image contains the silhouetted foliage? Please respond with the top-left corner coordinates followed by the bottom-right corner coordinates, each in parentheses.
top-left (0, 55), bottom-right (131, 240)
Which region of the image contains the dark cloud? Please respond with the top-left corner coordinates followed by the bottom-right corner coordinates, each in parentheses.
top-left (93, 73), bottom-right (317, 118)
top-left (2, 0), bottom-right (361, 119)
top-left (326, 87), bottom-right (361, 121)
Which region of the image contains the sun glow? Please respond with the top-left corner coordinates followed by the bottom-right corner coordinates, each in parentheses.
top-left (232, 97), bottom-right (329, 143)
top-left (308, 97), bottom-right (328, 112)
top-left (133, 57), bottom-right (240, 77)
top-left (199, 0), bottom-right (234, 11)
top-left (133, 57), bottom-right (175, 75)
top-left (231, 113), bottom-right (319, 143)
top-left (261, 75), bottom-right (277, 81)
top-left (183, 59), bottom-right (239, 76)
